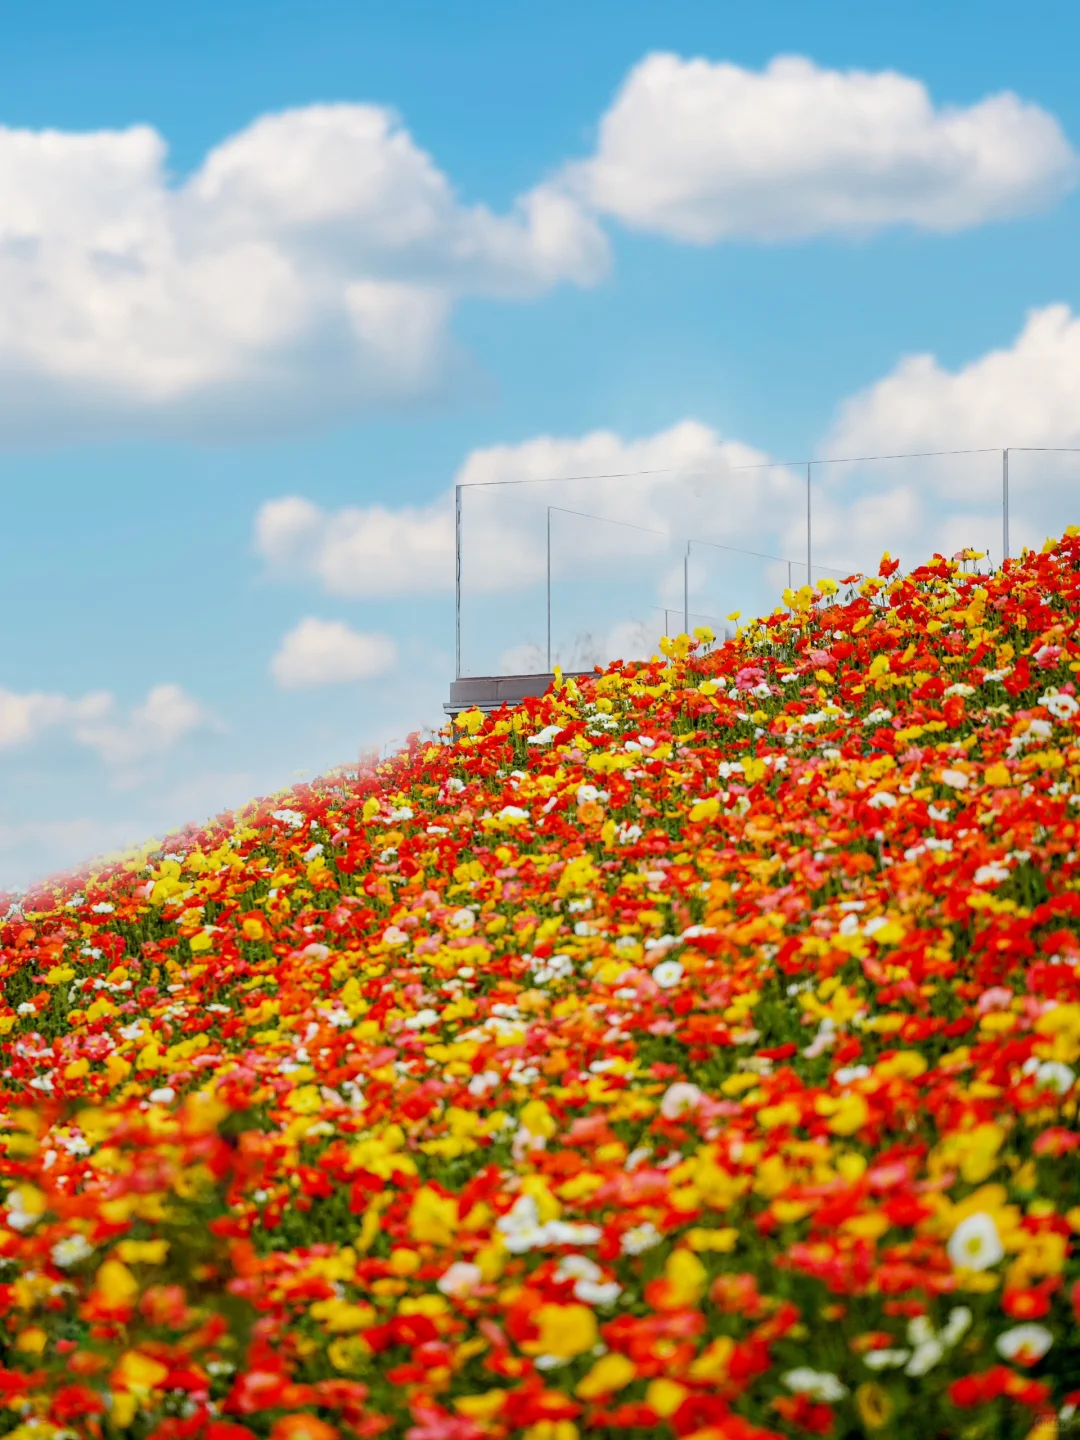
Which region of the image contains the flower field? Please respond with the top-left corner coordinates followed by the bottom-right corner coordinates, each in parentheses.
top-left (5, 538), bottom-right (1080, 1440)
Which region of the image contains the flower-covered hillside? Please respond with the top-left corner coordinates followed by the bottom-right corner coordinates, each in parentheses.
top-left (3, 537), bottom-right (1080, 1440)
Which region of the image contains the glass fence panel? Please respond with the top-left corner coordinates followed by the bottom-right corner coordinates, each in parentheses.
top-left (456, 448), bottom-right (1079, 680)
top-left (458, 462), bottom-right (813, 677)
top-left (457, 479), bottom-right (550, 678)
top-left (685, 544), bottom-right (848, 628)
top-left (1006, 450), bottom-right (1080, 557)
top-left (680, 462), bottom-right (810, 624)
top-left (809, 450), bottom-right (1004, 580)
top-left (545, 503), bottom-right (682, 672)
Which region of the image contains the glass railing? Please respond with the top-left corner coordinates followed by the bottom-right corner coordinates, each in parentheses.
top-left (455, 444), bottom-right (1080, 680)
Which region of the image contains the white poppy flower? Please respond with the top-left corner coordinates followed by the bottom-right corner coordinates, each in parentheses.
top-left (660, 1082), bottom-right (703, 1120)
top-left (272, 809), bottom-right (305, 828)
top-left (974, 863), bottom-right (1010, 887)
top-left (1041, 690), bottom-right (1079, 720)
top-left (782, 1368), bottom-right (848, 1402)
top-left (862, 1349), bottom-right (910, 1370)
top-left (948, 1212), bottom-right (1004, 1271)
top-left (404, 1008), bottom-right (440, 1030)
top-left (905, 1339), bottom-right (945, 1376)
top-left (620, 1221), bottom-right (662, 1254)
top-left (996, 1324), bottom-right (1054, 1363)
top-left (652, 959), bottom-right (685, 989)
top-left (437, 1262), bottom-right (483, 1297)
top-left (542, 1220), bottom-right (603, 1247)
top-left (51, 1233), bottom-right (94, 1268)
top-left (942, 1307), bottom-right (973, 1347)
top-left (1022, 1057), bottom-right (1076, 1093)
top-left (496, 1195), bottom-right (548, 1252)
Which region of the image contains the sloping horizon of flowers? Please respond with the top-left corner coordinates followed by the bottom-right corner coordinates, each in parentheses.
top-left (2, 535), bottom-right (1080, 1440)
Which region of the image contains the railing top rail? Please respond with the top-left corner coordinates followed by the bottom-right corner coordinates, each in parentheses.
top-left (809, 446), bottom-right (1002, 467)
top-left (457, 444), bottom-right (1006, 491)
top-left (546, 504), bottom-right (668, 540)
top-left (688, 538), bottom-right (857, 577)
top-left (688, 535), bottom-right (791, 566)
top-left (547, 505), bottom-right (856, 577)
top-left (456, 442), bottom-right (1059, 678)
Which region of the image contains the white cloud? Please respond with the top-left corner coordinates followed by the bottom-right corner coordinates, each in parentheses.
top-left (256, 495), bottom-right (457, 596)
top-left (0, 687), bottom-right (111, 748)
top-left (271, 618), bottom-right (398, 688)
top-left (2, 61), bottom-right (1072, 440)
top-left (828, 303), bottom-right (1080, 454)
top-left (0, 817), bottom-right (149, 889)
top-left (453, 417), bottom-right (764, 489)
top-left (0, 103), bottom-right (607, 439)
top-left (258, 421), bottom-right (811, 676)
top-left (808, 303), bottom-right (1080, 567)
top-left (258, 293), bottom-right (1080, 665)
top-left (0, 768), bottom-right (262, 893)
top-left (75, 683), bottom-right (220, 768)
top-left (0, 679), bottom-right (218, 771)
top-left (501, 618), bottom-right (678, 676)
top-left (567, 53), bottom-right (1076, 242)
top-left (256, 419), bottom-right (795, 600)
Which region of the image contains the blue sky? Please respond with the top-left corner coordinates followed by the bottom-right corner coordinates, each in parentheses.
top-left (5, 0), bottom-right (1080, 888)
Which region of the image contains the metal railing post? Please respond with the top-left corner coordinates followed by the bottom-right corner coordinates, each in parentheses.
top-left (806, 461), bottom-right (812, 588)
top-left (683, 544), bottom-right (690, 634)
top-left (546, 505), bottom-right (552, 672)
top-left (1002, 448), bottom-right (1010, 562)
top-left (454, 484), bottom-right (462, 679)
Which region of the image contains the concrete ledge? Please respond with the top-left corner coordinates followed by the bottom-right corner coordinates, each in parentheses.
top-left (444, 672), bottom-right (590, 714)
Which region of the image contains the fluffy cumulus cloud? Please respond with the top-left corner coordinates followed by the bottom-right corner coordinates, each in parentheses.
top-left (258, 298), bottom-right (1080, 656)
top-left (814, 304), bottom-right (1080, 563)
top-left (271, 618), bottom-right (397, 688)
top-left (0, 104), bottom-right (607, 439)
top-left (75, 684), bottom-right (221, 769)
top-left (255, 420), bottom-right (796, 599)
top-left (0, 687), bottom-right (111, 749)
top-left (454, 421), bottom-right (803, 597)
top-left (3, 55), bottom-right (1076, 440)
top-left (1, 59), bottom-right (1075, 437)
top-left (0, 769), bottom-right (262, 893)
top-left (566, 53), bottom-right (1077, 242)
top-left (828, 303), bottom-right (1080, 453)
top-left (256, 421), bottom-right (810, 675)
top-left (500, 616), bottom-right (704, 677)
top-left (0, 680), bottom-right (218, 769)
top-left (256, 495), bottom-right (457, 598)
top-left (0, 817), bottom-right (151, 893)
